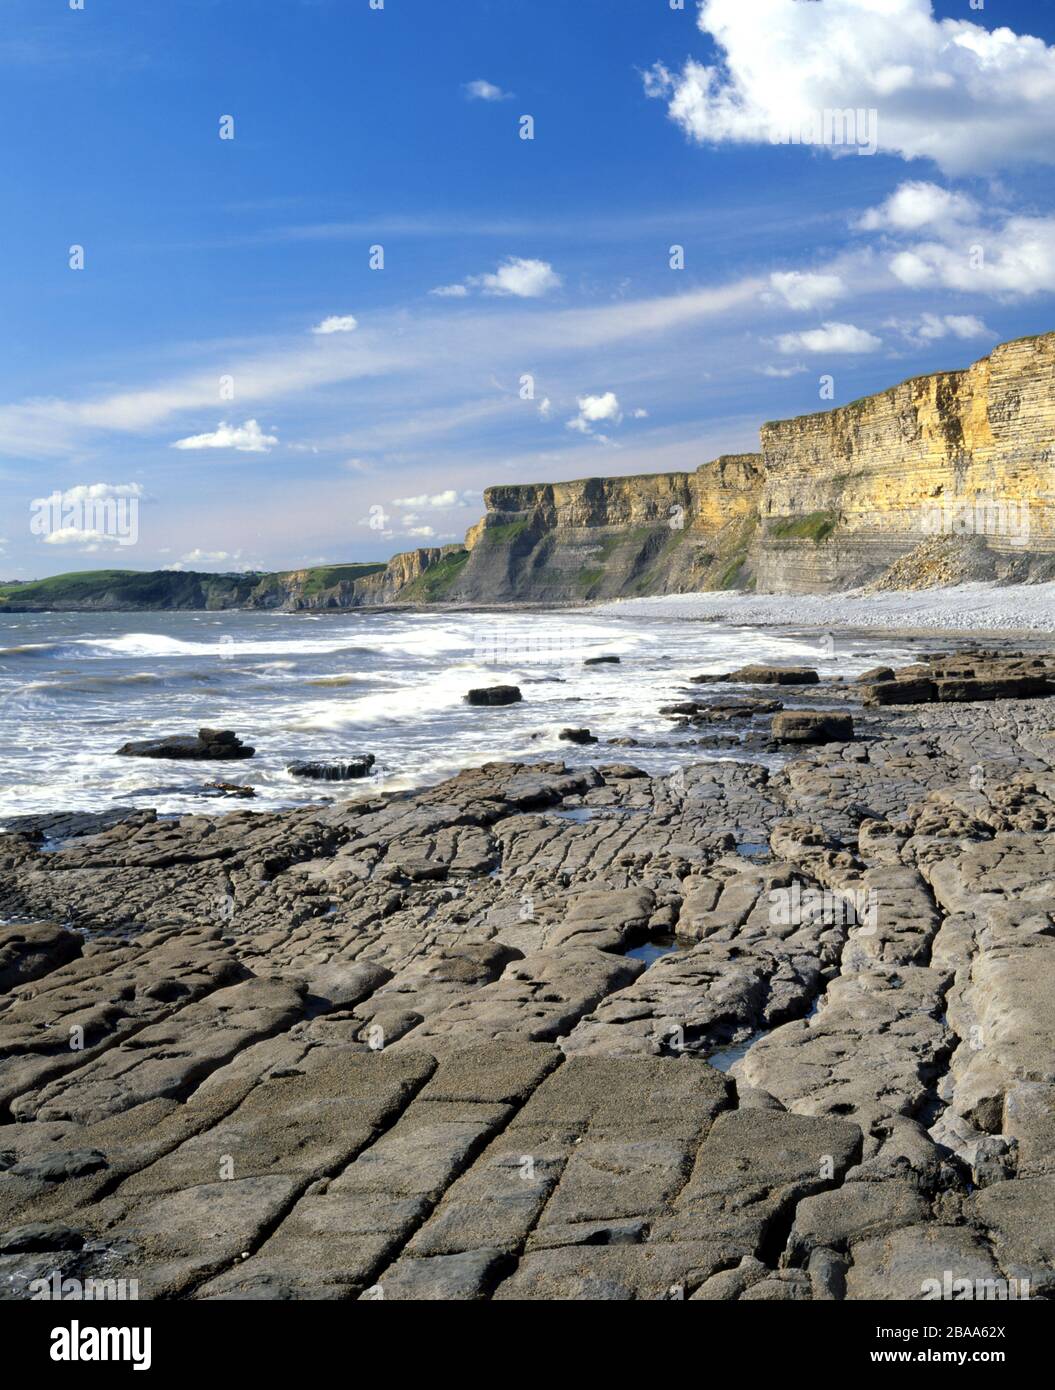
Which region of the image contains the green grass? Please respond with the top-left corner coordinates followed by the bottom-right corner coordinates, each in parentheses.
top-left (0, 569), bottom-right (263, 607)
top-left (482, 520), bottom-right (530, 545)
top-left (716, 553), bottom-right (749, 589)
top-left (0, 563), bottom-right (385, 609)
top-left (595, 525), bottom-right (660, 559)
top-left (575, 567), bottom-right (606, 596)
top-left (290, 563), bottom-right (386, 596)
top-left (400, 549), bottom-right (470, 601)
top-left (769, 510), bottom-right (838, 543)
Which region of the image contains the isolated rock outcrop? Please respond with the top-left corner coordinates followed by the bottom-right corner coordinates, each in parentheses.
top-left (771, 712), bottom-right (854, 744)
top-left (116, 728), bottom-right (255, 760)
top-left (287, 756), bottom-right (375, 781)
top-left (465, 686), bottom-right (522, 706)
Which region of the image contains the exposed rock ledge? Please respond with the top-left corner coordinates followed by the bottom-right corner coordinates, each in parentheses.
top-left (2, 655), bottom-right (1055, 1299)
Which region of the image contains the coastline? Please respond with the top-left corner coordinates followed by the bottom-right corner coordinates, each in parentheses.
top-left (593, 579), bottom-right (1055, 634)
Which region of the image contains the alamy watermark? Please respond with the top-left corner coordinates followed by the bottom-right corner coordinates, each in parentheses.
top-left (769, 108), bottom-right (878, 156)
top-left (921, 1270), bottom-right (1029, 1301)
top-left (920, 495), bottom-right (1031, 547)
top-left (30, 1270), bottom-right (140, 1300)
top-left (30, 484), bottom-right (141, 547)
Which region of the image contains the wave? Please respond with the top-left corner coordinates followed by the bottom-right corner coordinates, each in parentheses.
top-left (74, 633), bottom-right (379, 659)
top-left (0, 641), bottom-right (66, 659)
top-left (19, 672), bottom-right (166, 695)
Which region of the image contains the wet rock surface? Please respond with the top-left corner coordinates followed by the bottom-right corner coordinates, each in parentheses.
top-left (465, 686), bottom-right (522, 706)
top-left (116, 728), bottom-right (256, 761)
top-left (287, 756), bottom-right (376, 782)
top-left (3, 652), bottom-right (1055, 1300)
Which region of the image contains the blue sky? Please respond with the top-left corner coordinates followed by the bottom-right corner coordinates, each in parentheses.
top-left (3, 0), bottom-right (1055, 578)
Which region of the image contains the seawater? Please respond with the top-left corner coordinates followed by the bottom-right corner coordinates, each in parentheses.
top-left (0, 607), bottom-right (912, 821)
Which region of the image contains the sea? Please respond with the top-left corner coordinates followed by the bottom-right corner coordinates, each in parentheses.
top-left (0, 607), bottom-right (919, 822)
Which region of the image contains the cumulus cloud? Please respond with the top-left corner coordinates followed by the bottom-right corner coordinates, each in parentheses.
top-left (30, 482), bottom-right (144, 548)
top-left (857, 181), bottom-right (976, 232)
top-left (472, 257), bottom-right (562, 298)
top-left (464, 79), bottom-right (513, 102)
top-left (856, 182), bottom-right (1055, 297)
top-left (172, 419), bottom-right (278, 453)
top-left (567, 391), bottom-right (623, 434)
top-left (391, 489), bottom-right (474, 510)
top-left (885, 312), bottom-right (991, 345)
top-left (429, 258), bottom-right (561, 301)
top-left (889, 216), bottom-right (1055, 296)
top-left (767, 271), bottom-right (847, 311)
top-left (644, 0), bottom-right (1055, 175)
top-left (776, 322), bottom-right (882, 354)
top-left (40, 528), bottom-right (104, 547)
top-left (181, 548), bottom-right (236, 564)
top-left (41, 482), bottom-right (143, 506)
top-left (312, 314), bottom-right (358, 334)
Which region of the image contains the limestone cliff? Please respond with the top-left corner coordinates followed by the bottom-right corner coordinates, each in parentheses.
top-left (428, 329), bottom-right (1055, 601)
top-left (753, 331), bottom-right (1055, 593)
top-left (429, 455), bottom-right (763, 603)
top-left (8, 331), bottom-right (1054, 611)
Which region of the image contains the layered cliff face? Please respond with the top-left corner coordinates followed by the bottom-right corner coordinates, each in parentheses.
top-left (8, 332), bottom-right (1054, 611)
top-left (438, 454), bottom-right (763, 603)
top-left (753, 332), bottom-right (1055, 593)
top-left (421, 329), bottom-right (1055, 601)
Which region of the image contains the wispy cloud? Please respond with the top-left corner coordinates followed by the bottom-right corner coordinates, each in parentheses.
top-left (311, 314), bottom-right (358, 334)
top-left (172, 420), bottom-right (278, 453)
top-left (463, 79), bottom-right (513, 102)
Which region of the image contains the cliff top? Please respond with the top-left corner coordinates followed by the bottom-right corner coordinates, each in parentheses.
top-left (760, 328), bottom-right (1055, 433)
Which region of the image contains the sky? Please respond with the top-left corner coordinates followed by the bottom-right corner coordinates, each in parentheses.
top-left (2, 0), bottom-right (1055, 579)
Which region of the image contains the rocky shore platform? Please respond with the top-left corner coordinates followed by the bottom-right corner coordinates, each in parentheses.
top-left (2, 649), bottom-right (1055, 1301)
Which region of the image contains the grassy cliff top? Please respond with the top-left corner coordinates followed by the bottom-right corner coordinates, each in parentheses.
top-left (0, 563), bottom-right (384, 607)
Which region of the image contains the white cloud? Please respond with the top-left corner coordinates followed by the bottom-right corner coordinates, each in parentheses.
top-left (632, 408), bottom-right (649, 419)
top-left (404, 525), bottom-right (436, 538)
top-left (471, 257), bottom-right (562, 298)
top-left (0, 273), bottom-right (763, 458)
top-left (768, 271), bottom-right (847, 311)
top-left (42, 527), bottom-right (106, 547)
top-left (312, 314), bottom-right (358, 334)
top-left (538, 397), bottom-right (552, 419)
top-left (885, 312), bottom-right (991, 345)
top-left (430, 258), bottom-right (561, 301)
top-left (30, 482), bottom-right (144, 548)
top-left (759, 363), bottom-right (808, 378)
top-left (39, 481), bottom-right (144, 506)
top-left (644, 0), bottom-right (1055, 175)
top-left (889, 215), bottom-right (1055, 296)
top-left (857, 181), bottom-right (976, 232)
top-left (391, 489), bottom-right (472, 510)
top-left (464, 79), bottom-right (512, 102)
top-left (181, 548), bottom-right (235, 564)
top-left (776, 322), bottom-right (882, 355)
top-left (172, 419), bottom-right (278, 453)
top-left (567, 391), bottom-right (623, 434)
